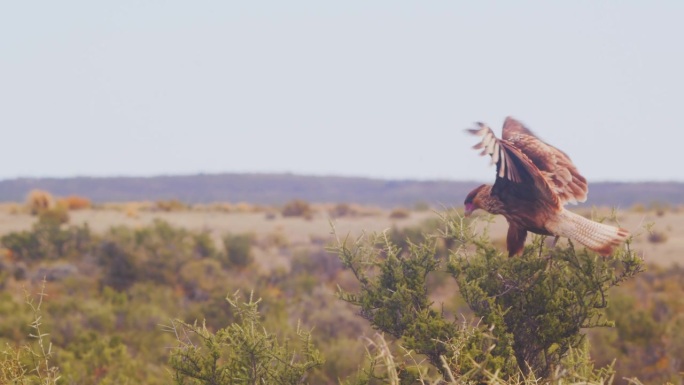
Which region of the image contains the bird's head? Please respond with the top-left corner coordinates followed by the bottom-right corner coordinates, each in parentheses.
top-left (464, 184), bottom-right (489, 217)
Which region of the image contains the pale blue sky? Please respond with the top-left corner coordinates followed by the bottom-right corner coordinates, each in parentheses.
top-left (1, 1), bottom-right (682, 182)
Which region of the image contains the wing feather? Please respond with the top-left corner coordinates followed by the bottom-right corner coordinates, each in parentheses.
top-left (501, 117), bottom-right (588, 205)
top-left (467, 122), bottom-right (557, 207)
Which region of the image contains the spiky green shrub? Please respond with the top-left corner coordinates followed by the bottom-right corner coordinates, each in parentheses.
top-left (447, 226), bottom-right (642, 378)
top-left (0, 280), bottom-right (60, 385)
top-left (331, 211), bottom-right (643, 383)
top-left (166, 292), bottom-right (323, 385)
top-left (332, 218), bottom-right (511, 382)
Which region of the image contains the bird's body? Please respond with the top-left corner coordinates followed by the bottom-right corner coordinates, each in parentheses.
top-left (464, 117), bottom-right (629, 257)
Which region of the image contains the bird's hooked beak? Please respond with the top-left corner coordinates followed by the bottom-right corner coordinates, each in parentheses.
top-left (464, 203), bottom-right (475, 217)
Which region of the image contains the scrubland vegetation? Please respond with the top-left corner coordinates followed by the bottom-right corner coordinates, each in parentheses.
top-left (0, 194), bottom-right (683, 384)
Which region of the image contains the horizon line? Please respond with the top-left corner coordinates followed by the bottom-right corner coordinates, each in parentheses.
top-left (1, 171), bottom-right (683, 185)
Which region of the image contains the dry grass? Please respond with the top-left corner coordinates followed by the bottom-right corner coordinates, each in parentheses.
top-left (0, 202), bottom-right (23, 215)
top-left (282, 199), bottom-right (313, 218)
top-left (25, 190), bottom-right (55, 215)
top-left (154, 199), bottom-right (188, 212)
top-left (57, 195), bottom-right (91, 210)
top-left (389, 207), bottom-right (410, 219)
top-left (234, 202), bottom-right (260, 213)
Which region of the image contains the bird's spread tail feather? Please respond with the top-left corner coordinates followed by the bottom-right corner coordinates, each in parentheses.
top-left (552, 209), bottom-right (629, 256)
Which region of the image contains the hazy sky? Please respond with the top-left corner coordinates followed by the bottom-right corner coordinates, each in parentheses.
top-left (1, 1), bottom-right (683, 182)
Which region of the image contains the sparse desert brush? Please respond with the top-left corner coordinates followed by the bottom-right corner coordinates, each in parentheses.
top-left (138, 201), bottom-right (156, 211)
top-left (38, 205), bottom-right (70, 225)
top-left (649, 201), bottom-right (670, 217)
top-left (329, 202), bottom-right (357, 218)
top-left (389, 207), bottom-right (410, 219)
top-left (25, 189), bottom-right (55, 215)
top-left (99, 202), bottom-right (124, 211)
top-left (355, 204), bottom-right (383, 217)
top-left (282, 199), bottom-right (314, 219)
top-left (189, 203), bottom-right (206, 211)
top-left (234, 202), bottom-right (266, 213)
top-left (107, 201), bottom-right (149, 217)
top-left (57, 195), bottom-right (91, 210)
top-left (102, 201), bottom-right (150, 217)
top-left (648, 230), bottom-right (668, 244)
top-left (0, 247), bottom-right (12, 261)
top-left (209, 202), bottom-right (233, 212)
top-left (631, 203), bottom-right (646, 213)
top-left (155, 199), bottom-right (187, 212)
top-left (309, 234), bottom-right (329, 246)
top-left (251, 204), bottom-right (267, 213)
top-left (260, 229), bottom-right (289, 249)
top-left (125, 205), bottom-right (139, 218)
top-left (0, 202), bottom-right (22, 214)
top-left (189, 203), bottom-right (214, 212)
top-left (234, 202), bottom-right (255, 213)
top-left (220, 233), bottom-right (255, 268)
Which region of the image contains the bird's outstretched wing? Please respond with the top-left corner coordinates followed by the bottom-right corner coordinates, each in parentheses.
top-left (467, 122), bottom-right (558, 207)
top-left (501, 117), bottom-right (588, 205)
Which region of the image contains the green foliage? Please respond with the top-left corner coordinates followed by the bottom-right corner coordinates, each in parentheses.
top-left (99, 241), bottom-right (138, 291)
top-left (448, 230), bottom-right (642, 378)
top-left (166, 292), bottom-right (323, 385)
top-left (101, 220), bottom-right (197, 285)
top-left (591, 265), bottom-right (684, 384)
top-left (0, 207), bottom-right (661, 384)
top-left (0, 280), bottom-right (60, 385)
top-left (220, 233), bottom-right (254, 268)
top-left (37, 206), bottom-right (70, 226)
top-left (192, 231), bottom-right (218, 259)
top-left (332, 211), bottom-right (643, 383)
top-left (332, 217), bottom-right (513, 381)
top-left (343, 332), bottom-right (619, 385)
top-left (387, 217), bottom-right (452, 258)
top-left (0, 218), bottom-right (92, 262)
top-left (56, 332), bottom-right (148, 385)
top-left (0, 218), bottom-right (265, 384)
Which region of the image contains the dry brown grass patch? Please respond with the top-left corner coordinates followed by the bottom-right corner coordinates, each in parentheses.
top-left (57, 195), bottom-right (92, 210)
top-left (155, 199), bottom-right (188, 212)
top-left (235, 202), bottom-right (263, 213)
top-left (25, 189), bottom-right (55, 215)
top-left (329, 203), bottom-right (358, 218)
top-left (389, 207), bottom-right (410, 219)
top-left (282, 199), bottom-right (314, 219)
top-left (0, 202), bottom-right (23, 215)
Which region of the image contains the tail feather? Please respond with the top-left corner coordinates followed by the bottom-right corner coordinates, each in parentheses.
top-left (552, 209), bottom-right (629, 256)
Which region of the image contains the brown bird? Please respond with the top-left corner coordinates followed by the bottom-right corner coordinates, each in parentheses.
top-left (464, 117), bottom-right (629, 257)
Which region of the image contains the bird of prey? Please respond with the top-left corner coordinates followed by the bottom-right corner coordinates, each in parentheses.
top-left (464, 116), bottom-right (629, 257)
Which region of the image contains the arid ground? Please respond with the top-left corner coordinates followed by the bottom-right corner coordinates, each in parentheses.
top-left (1, 202), bottom-right (680, 266)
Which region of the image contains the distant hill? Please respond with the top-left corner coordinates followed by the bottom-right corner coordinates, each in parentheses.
top-left (1, 173), bottom-right (682, 208)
